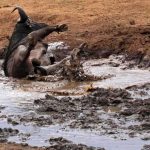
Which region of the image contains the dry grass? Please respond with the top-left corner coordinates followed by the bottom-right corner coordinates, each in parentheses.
top-left (0, 0), bottom-right (150, 47)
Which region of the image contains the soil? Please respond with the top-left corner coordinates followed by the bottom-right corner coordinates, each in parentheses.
top-left (0, 0), bottom-right (150, 63)
top-left (33, 87), bottom-right (149, 135)
top-left (0, 128), bottom-right (19, 143)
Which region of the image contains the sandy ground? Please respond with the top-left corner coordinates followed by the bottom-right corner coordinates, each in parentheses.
top-left (0, 0), bottom-right (150, 48)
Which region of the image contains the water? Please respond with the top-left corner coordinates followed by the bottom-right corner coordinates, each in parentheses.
top-left (0, 119), bottom-right (148, 150)
top-left (83, 59), bottom-right (150, 89)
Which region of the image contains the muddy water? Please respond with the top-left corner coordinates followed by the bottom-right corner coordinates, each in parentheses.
top-left (83, 58), bottom-right (150, 89)
top-left (0, 54), bottom-right (150, 150)
top-left (0, 119), bottom-right (148, 150)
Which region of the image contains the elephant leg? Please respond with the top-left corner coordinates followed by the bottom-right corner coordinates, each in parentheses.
top-left (34, 66), bottom-right (48, 75)
top-left (21, 24), bottom-right (68, 62)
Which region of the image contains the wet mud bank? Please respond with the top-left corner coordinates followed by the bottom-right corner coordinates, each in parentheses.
top-left (0, 50), bottom-right (150, 150)
top-left (84, 25), bottom-right (150, 68)
top-left (1, 24), bottom-right (150, 66)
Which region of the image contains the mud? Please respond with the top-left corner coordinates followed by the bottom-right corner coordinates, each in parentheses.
top-left (142, 145), bottom-right (150, 150)
top-left (0, 49), bottom-right (149, 150)
top-left (33, 87), bottom-right (149, 137)
top-left (0, 127), bottom-right (19, 143)
top-left (48, 137), bottom-right (105, 150)
top-left (85, 25), bottom-right (150, 68)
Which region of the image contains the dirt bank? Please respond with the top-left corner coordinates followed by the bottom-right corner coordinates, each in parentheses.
top-left (0, 0), bottom-right (150, 64)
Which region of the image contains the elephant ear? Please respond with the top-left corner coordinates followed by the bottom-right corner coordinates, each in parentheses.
top-left (11, 6), bottom-right (29, 23)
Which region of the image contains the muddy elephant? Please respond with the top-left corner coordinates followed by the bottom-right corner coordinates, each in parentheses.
top-left (3, 7), bottom-right (68, 78)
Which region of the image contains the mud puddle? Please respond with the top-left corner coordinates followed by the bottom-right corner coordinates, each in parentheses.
top-left (83, 55), bottom-right (150, 89)
top-left (0, 54), bottom-right (150, 150)
top-left (0, 119), bottom-right (148, 150)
